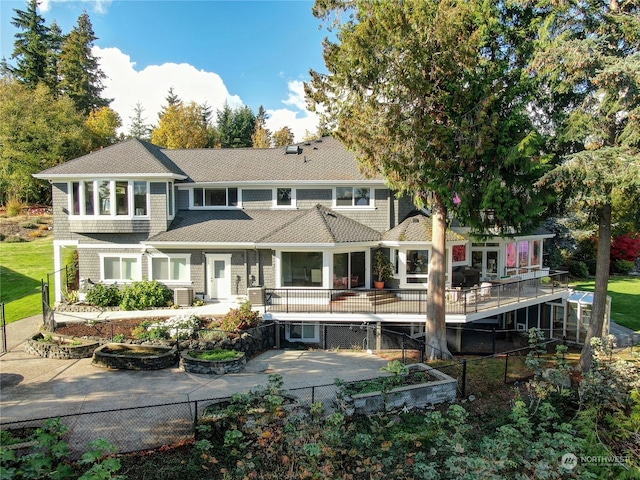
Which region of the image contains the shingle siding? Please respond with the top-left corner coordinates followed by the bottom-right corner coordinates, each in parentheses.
top-left (149, 182), bottom-right (168, 236)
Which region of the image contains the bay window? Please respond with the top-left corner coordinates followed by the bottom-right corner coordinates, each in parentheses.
top-left (69, 180), bottom-right (149, 217)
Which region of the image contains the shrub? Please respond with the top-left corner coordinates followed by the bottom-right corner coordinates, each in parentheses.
top-left (28, 230), bottom-right (43, 238)
top-left (6, 198), bottom-right (23, 216)
top-left (20, 221), bottom-right (38, 229)
top-left (143, 313), bottom-right (202, 340)
top-left (3, 235), bottom-right (25, 243)
top-left (611, 233), bottom-right (640, 263)
top-left (221, 300), bottom-right (261, 331)
top-left (568, 260), bottom-right (589, 279)
top-left (613, 259), bottom-right (635, 274)
top-left (119, 280), bottom-right (173, 310)
top-left (85, 283), bottom-right (122, 307)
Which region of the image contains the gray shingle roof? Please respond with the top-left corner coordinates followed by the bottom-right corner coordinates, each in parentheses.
top-left (35, 136), bottom-right (381, 183)
top-left (165, 137), bottom-right (379, 183)
top-left (148, 205), bottom-right (381, 245)
top-left (34, 138), bottom-right (187, 178)
top-left (383, 212), bottom-right (466, 242)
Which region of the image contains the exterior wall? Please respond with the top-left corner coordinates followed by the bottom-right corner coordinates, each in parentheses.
top-left (176, 189), bottom-right (190, 210)
top-left (149, 182), bottom-right (169, 236)
top-left (52, 183), bottom-right (71, 240)
top-left (241, 189), bottom-right (272, 208)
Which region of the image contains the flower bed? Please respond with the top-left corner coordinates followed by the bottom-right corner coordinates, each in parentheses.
top-left (180, 349), bottom-right (246, 374)
top-left (336, 363), bottom-right (457, 415)
top-left (24, 333), bottom-right (99, 359)
top-left (92, 343), bottom-right (178, 370)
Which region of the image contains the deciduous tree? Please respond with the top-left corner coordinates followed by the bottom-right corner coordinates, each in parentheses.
top-left (252, 105), bottom-right (272, 148)
top-left (85, 106), bottom-right (122, 149)
top-left (307, 0), bottom-right (549, 359)
top-left (152, 101), bottom-right (209, 149)
top-left (272, 127), bottom-right (294, 147)
top-left (0, 79), bottom-right (88, 204)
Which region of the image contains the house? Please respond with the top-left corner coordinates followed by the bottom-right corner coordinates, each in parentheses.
top-left (34, 137), bottom-right (573, 351)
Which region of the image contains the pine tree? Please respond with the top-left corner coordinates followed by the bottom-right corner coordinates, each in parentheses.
top-left (10, 0), bottom-right (51, 88)
top-left (45, 21), bottom-right (63, 95)
top-left (252, 105), bottom-right (271, 148)
top-left (58, 11), bottom-right (109, 115)
top-left (128, 102), bottom-right (152, 141)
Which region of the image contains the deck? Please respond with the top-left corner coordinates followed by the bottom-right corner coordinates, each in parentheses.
top-left (264, 272), bottom-right (570, 318)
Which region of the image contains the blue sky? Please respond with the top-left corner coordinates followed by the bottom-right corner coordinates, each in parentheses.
top-left (1, 0), bottom-right (330, 140)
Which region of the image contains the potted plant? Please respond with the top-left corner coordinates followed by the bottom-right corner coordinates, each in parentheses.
top-left (373, 249), bottom-right (394, 289)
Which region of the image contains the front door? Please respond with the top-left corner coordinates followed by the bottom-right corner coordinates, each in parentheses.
top-left (206, 254), bottom-right (232, 300)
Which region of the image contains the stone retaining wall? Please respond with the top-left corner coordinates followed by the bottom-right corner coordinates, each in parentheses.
top-left (24, 334), bottom-right (99, 359)
top-left (180, 350), bottom-right (246, 374)
top-left (92, 343), bottom-right (178, 370)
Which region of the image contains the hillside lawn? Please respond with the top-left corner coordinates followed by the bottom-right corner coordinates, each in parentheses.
top-left (1, 236), bottom-right (639, 330)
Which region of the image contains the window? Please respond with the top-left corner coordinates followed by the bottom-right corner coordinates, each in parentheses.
top-left (276, 187), bottom-right (294, 207)
top-left (286, 322), bottom-right (319, 342)
top-left (193, 187), bottom-right (238, 207)
top-left (134, 181), bottom-right (147, 216)
top-left (69, 180), bottom-right (149, 217)
top-left (166, 182), bottom-right (174, 217)
top-left (335, 187), bottom-right (370, 207)
top-left (281, 251), bottom-right (323, 287)
top-left (506, 240), bottom-right (543, 275)
top-left (101, 255), bottom-right (140, 282)
top-left (150, 255), bottom-right (190, 282)
top-left (333, 251), bottom-right (365, 289)
top-left (406, 249), bottom-right (429, 284)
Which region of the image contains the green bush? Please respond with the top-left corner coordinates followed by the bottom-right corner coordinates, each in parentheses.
top-left (119, 280), bottom-right (173, 310)
top-left (568, 260), bottom-right (589, 279)
top-left (20, 221), bottom-right (38, 229)
top-left (613, 259), bottom-right (635, 274)
top-left (85, 283), bottom-right (122, 307)
top-left (6, 198), bottom-right (23, 217)
top-left (3, 235), bottom-right (25, 243)
top-left (221, 300), bottom-right (261, 331)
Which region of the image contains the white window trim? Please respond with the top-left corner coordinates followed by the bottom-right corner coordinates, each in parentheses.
top-left (69, 180), bottom-right (150, 219)
top-left (99, 253), bottom-right (142, 283)
top-left (285, 322), bottom-right (320, 343)
top-left (333, 186), bottom-right (375, 209)
top-left (190, 187), bottom-right (242, 209)
top-left (273, 187), bottom-right (297, 209)
top-left (148, 253), bottom-right (192, 284)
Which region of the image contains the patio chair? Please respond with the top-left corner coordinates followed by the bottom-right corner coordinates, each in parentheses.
top-left (479, 282), bottom-right (493, 299)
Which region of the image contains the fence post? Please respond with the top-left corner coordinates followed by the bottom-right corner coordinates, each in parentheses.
top-left (461, 359), bottom-right (467, 398)
top-left (1, 303), bottom-right (6, 354)
top-left (311, 385), bottom-right (315, 404)
top-left (492, 327), bottom-right (496, 355)
top-left (193, 400), bottom-right (199, 431)
top-left (504, 353), bottom-right (509, 384)
top-left (402, 334), bottom-right (406, 364)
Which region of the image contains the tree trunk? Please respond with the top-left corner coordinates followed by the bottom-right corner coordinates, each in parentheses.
top-left (425, 194), bottom-right (452, 360)
top-left (579, 203), bottom-right (611, 373)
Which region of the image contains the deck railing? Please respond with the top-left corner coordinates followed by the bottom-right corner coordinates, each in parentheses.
top-left (264, 271), bottom-right (569, 316)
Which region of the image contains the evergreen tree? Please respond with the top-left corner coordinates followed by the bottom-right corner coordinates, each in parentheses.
top-left (45, 21), bottom-right (63, 95)
top-left (532, 0), bottom-right (640, 372)
top-left (216, 103), bottom-right (255, 148)
top-left (159, 86), bottom-right (181, 118)
top-left (252, 105), bottom-right (272, 148)
top-left (128, 102), bottom-right (152, 141)
top-left (10, 0), bottom-right (51, 88)
top-left (308, 0), bottom-right (550, 359)
top-left (58, 11), bottom-right (109, 115)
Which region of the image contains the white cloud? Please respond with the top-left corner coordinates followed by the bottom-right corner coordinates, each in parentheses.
top-left (40, 0), bottom-right (113, 14)
top-left (95, 46), bottom-right (319, 143)
top-left (95, 46), bottom-right (242, 134)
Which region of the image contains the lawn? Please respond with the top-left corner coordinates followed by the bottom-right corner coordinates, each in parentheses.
top-left (571, 276), bottom-right (640, 331)
top-left (0, 236), bottom-right (54, 323)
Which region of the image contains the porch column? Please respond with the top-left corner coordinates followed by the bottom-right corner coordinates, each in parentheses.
top-left (53, 241), bottom-right (63, 304)
top-left (376, 322), bottom-right (382, 351)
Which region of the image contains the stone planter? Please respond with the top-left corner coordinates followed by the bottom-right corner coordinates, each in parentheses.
top-left (92, 343), bottom-right (178, 370)
top-left (25, 333), bottom-right (99, 359)
top-left (336, 363), bottom-right (457, 415)
top-left (180, 350), bottom-right (246, 374)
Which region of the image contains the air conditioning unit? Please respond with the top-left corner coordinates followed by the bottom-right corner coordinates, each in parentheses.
top-left (174, 288), bottom-right (194, 307)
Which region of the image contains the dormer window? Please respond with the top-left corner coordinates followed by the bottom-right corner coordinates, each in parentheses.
top-left (192, 187), bottom-right (239, 208)
top-left (335, 187), bottom-right (371, 207)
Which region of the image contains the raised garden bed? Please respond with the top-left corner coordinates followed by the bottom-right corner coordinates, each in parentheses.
top-left (336, 363), bottom-right (457, 415)
top-left (180, 349), bottom-right (246, 374)
top-left (92, 343), bottom-right (178, 370)
top-left (24, 333), bottom-right (99, 359)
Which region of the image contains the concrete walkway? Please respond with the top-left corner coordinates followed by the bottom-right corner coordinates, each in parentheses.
top-left (0, 308), bottom-right (391, 456)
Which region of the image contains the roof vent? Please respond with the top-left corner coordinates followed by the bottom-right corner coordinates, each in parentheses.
top-left (285, 145), bottom-right (302, 155)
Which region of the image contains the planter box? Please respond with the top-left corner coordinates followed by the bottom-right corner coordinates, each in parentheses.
top-left (92, 343), bottom-right (178, 370)
top-left (337, 363), bottom-right (457, 415)
top-left (180, 350), bottom-right (246, 374)
top-left (25, 333), bottom-right (99, 359)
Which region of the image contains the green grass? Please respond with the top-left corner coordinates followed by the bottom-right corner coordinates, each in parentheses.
top-left (0, 236), bottom-right (54, 323)
top-left (188, 349), bottom-right (243, 361)
top-left (571, 276), bottom-right (640, 332)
